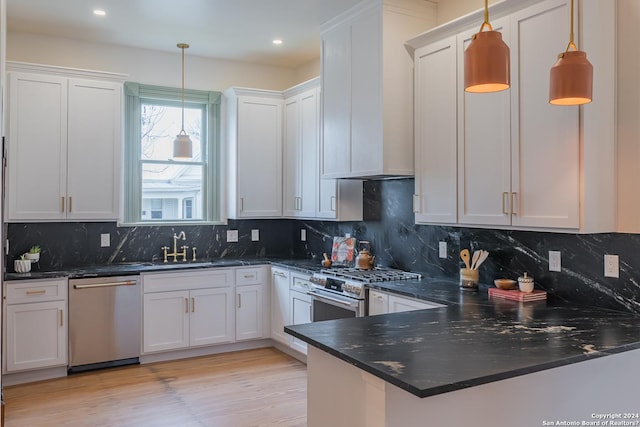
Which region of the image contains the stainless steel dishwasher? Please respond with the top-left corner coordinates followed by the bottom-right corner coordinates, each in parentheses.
top-left (68, 275), bottom-right (141, 372)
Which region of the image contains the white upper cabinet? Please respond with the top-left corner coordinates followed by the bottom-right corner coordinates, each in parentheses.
top-left (283, 78), bottom-right (363, 221)
top-left (225, 88), bottom-right (284, 219)
top-left (6, 65), bottom-right (123, 222)
top-left (410, 0), bottom-right (609, 232)
top-left (321, 0), bottom-right (436, 179)
top-left (413, 35), bottom-right (458, 224)
top-left (456, 19), bottom-right (512, 227)
top-left (508, 0), bottom-right (579, 229)
top-left (284, 81), bottom-right (321, 218)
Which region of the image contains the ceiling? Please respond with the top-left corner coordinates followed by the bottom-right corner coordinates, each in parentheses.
top-left (5, 0), bottom-right (381, 68)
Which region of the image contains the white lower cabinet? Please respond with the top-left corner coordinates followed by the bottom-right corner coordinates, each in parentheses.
top-left (3, 279), bottom-right (68, 373)
top-left (142, 269), bottom-right (234, 354)
top-left (368, 289), bottom-right (444, 315)
top-left (289, 273), bottom-right (313, 354)
top-left (270, 267), bottom-right (291, 346)
top-left (235, 266), bottom-right (268, 342)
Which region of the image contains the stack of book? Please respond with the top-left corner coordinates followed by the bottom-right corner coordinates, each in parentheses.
top-left (488, 288), bottom-right (547, 302)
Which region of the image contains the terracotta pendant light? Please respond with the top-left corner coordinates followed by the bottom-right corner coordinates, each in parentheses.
top-left (173, 43), bottom-right (193, 159)
top-left (549, 0), bottom-right (593, 105)
top-left (464, 0), bottom-right (510, 93)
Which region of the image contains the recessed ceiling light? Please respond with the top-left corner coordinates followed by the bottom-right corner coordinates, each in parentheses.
top-left (272, 39), bottom-right (283, 45)
top-left (93, 9), bottom-right (106, 16)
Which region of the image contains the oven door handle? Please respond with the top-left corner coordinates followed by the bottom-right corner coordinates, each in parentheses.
top-left (308, 290), bottom-right (357, 308)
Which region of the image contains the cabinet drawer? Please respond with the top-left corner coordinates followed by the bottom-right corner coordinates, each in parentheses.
top-left (291, 274), bottom-right (313, 293)
top-left (5, 279), bottom-right (68, 304)
top-left (143, 268), bottom-right (234, 293)
top-left (235, 266), bottom-right (266, 286)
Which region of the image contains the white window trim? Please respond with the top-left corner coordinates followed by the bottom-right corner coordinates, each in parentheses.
top-left (121, 82), bottom-right (224, 225)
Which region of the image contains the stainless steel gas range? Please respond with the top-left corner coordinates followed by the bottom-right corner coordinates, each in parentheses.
top-left (308, 267), bottom-right (421, 321)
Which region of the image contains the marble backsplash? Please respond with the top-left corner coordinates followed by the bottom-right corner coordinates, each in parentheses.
top-left (6, 178), bottom-right (640, 314)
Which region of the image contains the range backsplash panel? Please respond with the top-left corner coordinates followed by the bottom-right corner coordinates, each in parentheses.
top-left (6, 179), bottom-right (640, 314)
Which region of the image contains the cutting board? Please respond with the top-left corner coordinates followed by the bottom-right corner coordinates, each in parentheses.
top-left (330, 237), bottom-right (356, 266)
top-left (488, 288), bottom-right (547, 302)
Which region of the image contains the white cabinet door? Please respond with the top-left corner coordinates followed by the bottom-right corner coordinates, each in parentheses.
top-left (388, 294), bottom-right (444, 313)
top-left (283, 88), bottom-right (319, 218)
top-left (190, 287), bottom-right (234, 347)
top-left (368, 290), bottom-right (389, 316)
top-left (6, 73), bottom-right (67, 221)
top-left (234, 94), bottom-right (283, 218)
top-left (143, 290), bottom-right (190, 353)
top-left (66, 79), bottom-right (121, 220)
top-left (350, 6), bottom-right (382, 176)
top-left (510, 0), bottom-right (579, 229)
top-left (457, 20), bottom-right (512, 227)
top-left (236, 284), bottom-right (263, 342)
top-left (414, 36), bottom-right (458, 224)
top-left (321, 24), bottom-right (352, 177)
top-left (290, 290), bottom-right (312, 354)
top-left (270, 268), bottom-right (290, 345)
top-left (6, 71), bottom-right (122, 222)
top-left (5, 300), bottom-right (66, 372)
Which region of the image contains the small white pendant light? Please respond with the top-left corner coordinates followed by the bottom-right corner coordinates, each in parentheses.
top-left (173, 43), bottom-right (193, 159)
top-left (464, 0), bottom-right (510, 93)
top-left (549, 0), bottom-right (593, 105)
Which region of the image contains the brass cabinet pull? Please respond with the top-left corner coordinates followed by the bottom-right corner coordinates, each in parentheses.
top-left (26, 290), bottom-right (46, 296)
top-left (185, 298), bottom-right (189, 313)
top-left (191, 297), bottom-right (195, 313)
top-left (68, 196), bottom-right (73, 212)
top-left (61, 197), bottom-right (65, 213)
top-left (502, 192), bottom-right (509, 215)
top-left (511, 192), bottom-right (518, 215)
top-left (60, 309), bottom-right (64, 327)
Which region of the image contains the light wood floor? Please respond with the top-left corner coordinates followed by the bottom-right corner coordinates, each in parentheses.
top-left (3, 347), bottom-right (308, 427)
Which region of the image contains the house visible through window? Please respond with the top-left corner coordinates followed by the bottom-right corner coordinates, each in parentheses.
top-left (123, 83), bottom-right (222, 224)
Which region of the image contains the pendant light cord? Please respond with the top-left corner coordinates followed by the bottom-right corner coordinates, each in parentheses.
top-left (478, 0), bottom-right (493, 32)
top-left (181, 45), bottom-right (185, 133)
top-left (565, 0), bottom-right (577, 52)
top-left (177, 43), bottom-right (189, 135)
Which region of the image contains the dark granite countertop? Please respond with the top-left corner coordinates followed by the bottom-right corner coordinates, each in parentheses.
top-left (4, 259), bottom-right (269, 280)
top-left (285, 279), bottom-right (640, 398)
top-left (4, 257), bottom-right (321, 281)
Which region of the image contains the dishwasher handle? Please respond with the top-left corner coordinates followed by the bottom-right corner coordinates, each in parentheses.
top-left (73, 280), bottom-right (138, 289)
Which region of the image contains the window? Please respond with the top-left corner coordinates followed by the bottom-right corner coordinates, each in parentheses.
top-left (123, 83), bottom-right (222, 224)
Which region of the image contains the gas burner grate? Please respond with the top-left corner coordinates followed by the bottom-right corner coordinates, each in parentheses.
top-left (319, 267), bottom-right (421, 283)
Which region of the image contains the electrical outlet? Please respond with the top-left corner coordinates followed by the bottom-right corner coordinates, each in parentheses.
top-left (604, 254), bottom-right (619, 278)
top-left (438, 241), bottom-right (447, 259)
top-left (227, 230), bottom-right (239, 243)
top-left (301, 229), bottom-right (306, 241)
top-left (251, 229), bottom-right (259, 241)
top-left (100, 233), bottom-right (110, 247)
top-left (345, 233), bottom-right (351, 238)
top-left (549, 250), bottom-right (561, 272)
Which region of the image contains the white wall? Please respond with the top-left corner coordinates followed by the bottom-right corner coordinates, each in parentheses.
top-left (436, 0), bottom-right (499, 25)
top-left (6, 31), bottom-right (303, 91)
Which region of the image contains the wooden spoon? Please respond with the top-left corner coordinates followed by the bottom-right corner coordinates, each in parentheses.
top-left (474, 250), bottom-right (490, 270)
top-left (460, 249), bottom-right (471, 269)
top-left (470, 250), bottom-right (481, 270)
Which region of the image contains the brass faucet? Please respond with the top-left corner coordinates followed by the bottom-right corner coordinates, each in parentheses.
top-left (162, 231), bottom-right (188, 262)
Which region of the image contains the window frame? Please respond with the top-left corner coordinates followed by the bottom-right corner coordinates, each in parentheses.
top-left (122, 82), bottom-right (223, 225)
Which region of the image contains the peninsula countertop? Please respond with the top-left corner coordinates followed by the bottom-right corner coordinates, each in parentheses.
top-left (285, 279), bottom-right (640, 398)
